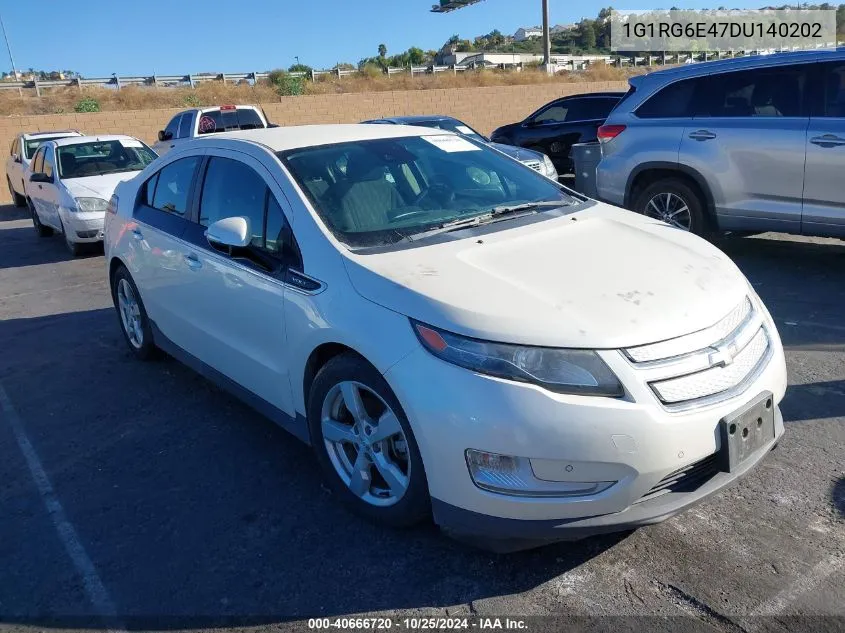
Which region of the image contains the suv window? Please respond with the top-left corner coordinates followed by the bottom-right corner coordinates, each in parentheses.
top-left (177, 112), bottom-right (193, 139)
top-left (150, 156), bottom-right (200, 215)
top-left (32, 148), bottom-right (45, 173)
top-left (197, 108), bottom-right (265, 135)
top-left (637, 77), bottom-right (702, 119)
top-left (163, 115), bottom-right (181, 141)
top-left (703, 65), bottom-right (808, 118)
top-left (533, 101), bottom-right (571, 124)
top-left (583, 97), bottom-right (620, 120)
top-left (822, 62), bottom-right (845, 117)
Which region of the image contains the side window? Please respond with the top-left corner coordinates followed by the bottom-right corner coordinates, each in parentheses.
top-left (822, 62), bottom-right (845, 117)
top-left (10, 138), bottom-right (16, 156)
top-left (703, 65), bottom-right (808, 118)
top-left (591, 97), bottom-right (621, 119)
top-left (637, 77), bottom-right (702, 119)
top-left (43, 147), bottom-right (54, 179)
top-left (150, 156), bottom-right (200, 215)
top-left (163, 115), bottom-right (181, 141)
top-left (141, 172), bottom-right (160, 207)
top-left (32, 148), bottom-right (44, 174)
top-left (177, 112), bottom-right (194, 139)
top-left (533, 102), bottom-right (569, 124)
top-left (198, 158), bottom-right (266, 250)
top-left (265, 194), bottom-right (299, 263)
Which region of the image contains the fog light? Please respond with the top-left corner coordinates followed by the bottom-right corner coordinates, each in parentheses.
top-left (465, 449), bottom-right (616, 498)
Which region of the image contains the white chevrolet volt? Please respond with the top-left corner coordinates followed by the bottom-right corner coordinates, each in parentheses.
top-left (104, 125), bottom-right (787, 550)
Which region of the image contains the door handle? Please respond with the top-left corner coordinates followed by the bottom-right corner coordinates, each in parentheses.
top-left (169, 144), bottom-right (175, 149)
top-left (131, 229), bottom-right (144, 241)
top-left (688, 130), bottom-right (716, 141)
top-left (809, 134), bottom-right (845, 147)
top-left (183, 253), bottom-right (202, 269)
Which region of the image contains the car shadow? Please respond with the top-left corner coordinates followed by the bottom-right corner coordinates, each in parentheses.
top-left (833, 477), bottom-right (845, 520)
top-left (779, 379), bottom-right (845, 423)
top-left (0, 308), bottom-right (627, 629)
top-left (0, 226), bottom-right (102, 269)
top-left (0, 203), bottom-right (31, 222)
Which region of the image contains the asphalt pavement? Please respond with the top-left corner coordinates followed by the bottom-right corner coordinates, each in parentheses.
top-left (0, 204), bottom-right (842, 632)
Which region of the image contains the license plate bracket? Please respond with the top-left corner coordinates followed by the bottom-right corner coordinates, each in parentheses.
top-left (718, 391), bottom-right (775, 473)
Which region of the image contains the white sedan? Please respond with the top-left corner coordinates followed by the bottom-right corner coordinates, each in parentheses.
top-left (25, 135), bottom-right (157, 255)
top-left (104, 124), bottom-right (787, 550)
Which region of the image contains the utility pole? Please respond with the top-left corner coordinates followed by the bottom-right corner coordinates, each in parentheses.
top-left (0, 13), bottom-right (17, 79)
top-left (542, 0), bottom-right (552, 72)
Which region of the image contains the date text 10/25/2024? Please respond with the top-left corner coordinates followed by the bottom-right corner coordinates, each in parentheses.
top-left (307, 617), bottom-right (528, 630)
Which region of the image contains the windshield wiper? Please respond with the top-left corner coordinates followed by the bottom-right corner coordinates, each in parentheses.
top-left (488, 200), bottom-right (571, 216)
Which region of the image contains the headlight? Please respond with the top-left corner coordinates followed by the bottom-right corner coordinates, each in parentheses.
top-left (542, 154), bottom-right (558, 181)
top-left (73, 197), bottom-right (109, 212)
top-left (412, 321), bottom-right (623, 397)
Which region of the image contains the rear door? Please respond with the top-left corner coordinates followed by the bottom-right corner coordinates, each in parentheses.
top-left (27, 148), bottom-right (48, 218)
top-left (129, 154), bottom-right (204, 343)
top-left (679, 63), bottom-right (811, 233)
top-left (802, 61), bottom-right (845, 237)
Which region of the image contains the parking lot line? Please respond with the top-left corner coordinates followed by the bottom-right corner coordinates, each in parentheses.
top-left (0, 381), bottom-right (123, 629)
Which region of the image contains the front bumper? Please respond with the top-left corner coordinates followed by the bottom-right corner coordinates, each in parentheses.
top-left (59, 208), bottom-right (105, 243)
top-left (384, 325), bottom-right (787, 544)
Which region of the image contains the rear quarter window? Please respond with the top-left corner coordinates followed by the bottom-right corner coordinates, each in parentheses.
top-left (636, 77), bottom-right (702, 118)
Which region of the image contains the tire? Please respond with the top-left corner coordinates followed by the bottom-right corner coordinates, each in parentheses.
top-left (59, 219), bottom-right (84, 256)
top-left (7, 178), bottom-right (26, 208)
top-left (308, 353), bottom-right (430, 528)
top-left (111, 265), bottom-right (159, 361)
top-left (28, 199), bottom-right (53, 237)
top-left (632, 178), bottom-right (710, 236)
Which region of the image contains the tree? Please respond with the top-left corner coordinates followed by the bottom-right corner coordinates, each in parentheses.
top-left (407, 47), bottom-right (426, 65)
top-left (378, 44), bottom-right (387, 59)
top-left (288, 63), bottom-right (313, 73)
top-left (577, 19), bottom-right (597, 50)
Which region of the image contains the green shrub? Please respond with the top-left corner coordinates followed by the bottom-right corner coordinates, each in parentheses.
top-left (268, 68), bottom-right (305, 96)
top-left (74, 97), bottom-right (100, 113)
top-left (183, 93), bottom-right (201, 107)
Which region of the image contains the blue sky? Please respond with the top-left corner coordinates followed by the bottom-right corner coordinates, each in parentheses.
top-left (2, 0), bottom-right (761, 77)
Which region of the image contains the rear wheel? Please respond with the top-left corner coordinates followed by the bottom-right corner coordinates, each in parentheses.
top-left (308, 353), bottom-right (430, 527)
top-left (111, 265), bottom-right (159, 360)
top-left (633, 178), bottom-right (709, 236)
top-left (28, 199), bottom-right (53, 237)
top-left (7, 178), bottom-right (25, 208)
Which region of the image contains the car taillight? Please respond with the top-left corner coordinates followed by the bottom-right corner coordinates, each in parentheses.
top-left (597, 125), bottom-right (626, 143)
top-left (219, 104), bottom-right (237, 111)
top-left (106, 194), bottom-right (118, 215)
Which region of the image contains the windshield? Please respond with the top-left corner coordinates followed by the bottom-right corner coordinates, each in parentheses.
top-left (197, 108), bottom-right (266, 135)
top-left (279, 135), bottom-right (576, 248)
top-left (24, 136), bottom-right (74, 160)
top-left (413, 119), bottom-right (486, 142)
top-left (57, 139), bottom-right (157, 179)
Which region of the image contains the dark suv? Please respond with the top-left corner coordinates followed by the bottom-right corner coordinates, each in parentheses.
top-left (490, 92), bottom-right (623, 173)
top-left (597, 49), bottom-right (845, 238)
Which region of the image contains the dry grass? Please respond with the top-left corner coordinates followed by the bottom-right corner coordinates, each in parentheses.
top-left (0, 66), bottom-right (645, 116)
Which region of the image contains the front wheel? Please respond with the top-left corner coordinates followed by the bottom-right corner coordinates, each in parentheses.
top-left (111, 265), bottom-right (159, 360)
top-left (632, 178), bottom-right (709, 236)
top-left (28, 200), bottom-right (53, 237)
top-left (308, 353), bottom-right (430, 527)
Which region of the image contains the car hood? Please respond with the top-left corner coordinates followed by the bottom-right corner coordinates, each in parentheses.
top-left (488, 142), bottom-right (544, 162)
top-left (342, 203), bottom-right (749, 349)
top-left (62, 172), bottom-right (140, 200)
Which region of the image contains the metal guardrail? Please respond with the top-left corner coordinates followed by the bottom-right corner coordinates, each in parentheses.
top-left (4, 45), bottom-right (839, 94)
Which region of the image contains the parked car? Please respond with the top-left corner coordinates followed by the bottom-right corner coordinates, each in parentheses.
top-left (25, 135), bottom-right (157, 255)
top-left (6, 130), bottom-right (82, 207)
top-left (362, 115), bottom-right (558, 181)
top-left (105, 124), bottom-right (786, 550)
top-left (153, 104), bottom-right (275, 156)
top-left (490, 92), bottom-right (623, 174)
top-left (596, 49), bottom-right (845, 238)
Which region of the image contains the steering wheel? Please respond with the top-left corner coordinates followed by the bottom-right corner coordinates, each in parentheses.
top-left (414, 176), bottom-right (455, 209)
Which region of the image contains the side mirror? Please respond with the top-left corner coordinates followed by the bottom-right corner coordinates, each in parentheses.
top-left (12, 153), bottom-right (20, 163)
top-left (29, 172), bottom-right (52, 184)
top-left (158, 130), bottom-right (172, 142)
top-left (205, 216), bottom-right (251, 250)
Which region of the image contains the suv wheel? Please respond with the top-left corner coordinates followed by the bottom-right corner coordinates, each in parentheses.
top-left (633, 178), bottom-right (708, 236)
top-left (308, 353), bottom-right (430, 527)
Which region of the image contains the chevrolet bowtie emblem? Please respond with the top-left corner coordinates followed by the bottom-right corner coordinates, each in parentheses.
top-left (708, 342), bottom-right (738, 367)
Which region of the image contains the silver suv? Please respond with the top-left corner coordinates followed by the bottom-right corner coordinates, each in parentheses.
top-left (596, 49), bottom-right (845, 238)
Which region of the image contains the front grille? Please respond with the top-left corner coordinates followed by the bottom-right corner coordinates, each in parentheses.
top-left (635, 452), bottom-right (719, 503)
top-left (524, 160), bottom-right (543, 172)
top-left (622, 296), bottom-right (772, 409)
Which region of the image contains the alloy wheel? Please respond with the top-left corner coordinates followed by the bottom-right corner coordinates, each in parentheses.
top-left (644, 192), bottom-right (692, 231)
top-left (320, 381), bottom-right (410, 507)
top-left (117, 278), bottom-right (144, 349)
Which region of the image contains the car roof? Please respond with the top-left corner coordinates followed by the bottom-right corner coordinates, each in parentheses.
top-left (192, 124), bottom-right (446, 152)
top-left (560, 91), bottom-right (626, 99)
top-left (639, 48), bottom-right (845, 83)
top-left (22, 130), bottom-right (82, 140)
top-left (52, 134), bottom-right (142, 147)
top-left (371, 115), bottom-right (457, 124)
